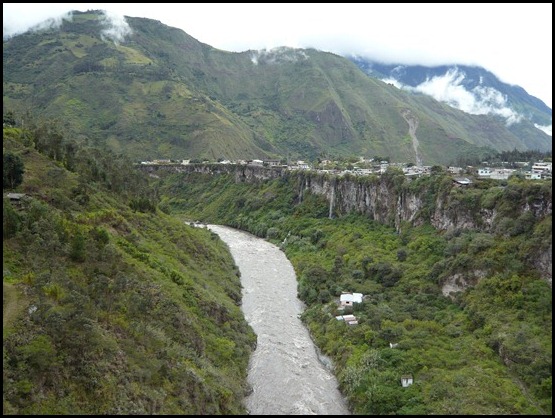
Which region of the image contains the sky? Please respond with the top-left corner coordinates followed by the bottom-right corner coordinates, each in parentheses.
top-left (3, 3), bottom-right (553, 109)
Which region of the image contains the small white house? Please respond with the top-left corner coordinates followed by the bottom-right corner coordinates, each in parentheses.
top-left (340, 292), bottom-right (363, 307)
top-left (453, 177), bottom-right (473, 186)
top-left (478, 168), bottom-right (492, 177)
top-left (490, 169), bottom-right (515, 180)
top-left (264, 159), bottom-right (281, 167)
top-left (6, 192), bottom-right (26, 201)
top-left (447, 166), bottom-right (463, 174)
top-left (525, 172), bottom-right (542, 180)
top-left (401, 375), bottom-right (413, 388)
top-left (532, 162), bottom-right (552, 173)
top-left (336, 314), bottom-right (358, 325)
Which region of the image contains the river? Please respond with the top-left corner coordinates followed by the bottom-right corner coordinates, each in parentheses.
top-left (208, 225), bottom-right (350, 415)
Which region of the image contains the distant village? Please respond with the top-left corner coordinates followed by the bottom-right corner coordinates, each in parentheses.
top-left (139, 157), bottom-right (552, 182)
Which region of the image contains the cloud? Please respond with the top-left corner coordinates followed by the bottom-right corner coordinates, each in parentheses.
top-left (2, 7), bottom-right (131, 45)
top-left (250, 47), bottom-right (308, 66)
top-left (534, 124), bottom-right (552, 136)
top-left (386, 68), bottom-right (525, 126)
top-left (99, 10), bottom-right (132, 44)
top-left (3, 10), bottom-right (73, 39)
top-left (2, 4), bottom-right (552, 108)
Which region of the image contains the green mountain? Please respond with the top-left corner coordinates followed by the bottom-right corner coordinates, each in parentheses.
top-left (3, 125), bottom-right (255, 414)
top-left (3, 10), bottom-right (551, 164)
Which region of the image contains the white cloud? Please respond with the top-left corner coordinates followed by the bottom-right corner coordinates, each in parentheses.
top-left (534, 124), bottom-right (552, 136)
top-left (250, 47), bottom-right (308, 66)
top-left (3, 9), bottom-right (73, 38)
top-left (388, 69), bottom-right (525, 126)
top-left (99, 10), bottom-right (131, 44)
top-left (2, 3), bottom-right (552, 108)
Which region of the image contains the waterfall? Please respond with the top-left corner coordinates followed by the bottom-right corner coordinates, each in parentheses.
top-left (329, 181), bottom-right (335, 219)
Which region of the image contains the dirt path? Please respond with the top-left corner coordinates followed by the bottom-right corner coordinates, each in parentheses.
top-left (3, 282), bottom-right (27, 329)
top-left (401, 109), bottom-right (423, 166)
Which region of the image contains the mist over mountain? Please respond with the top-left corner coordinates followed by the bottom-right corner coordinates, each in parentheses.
top-left (3, 10), bottom-right (552, 165)
top-left (351, 58), bottom-right (552, 137)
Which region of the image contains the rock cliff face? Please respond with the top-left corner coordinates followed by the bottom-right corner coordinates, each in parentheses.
top-left (141, 164), bottom-right (552, 227)
top-left (141, 163), bottom-right (551, 231)
top-left (141, 164), bottom-right (552, 282)
top-left (300, 172), bottom-right (551, 231)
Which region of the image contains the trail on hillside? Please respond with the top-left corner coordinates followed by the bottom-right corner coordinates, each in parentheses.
top-left (3, 283), bottom-right (27, 329)
top-left (401, 109), bottom-right (423, 166)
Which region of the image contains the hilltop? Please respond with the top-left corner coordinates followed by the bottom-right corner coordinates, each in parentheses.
top-left (3, 10), bottom-right (551, 165)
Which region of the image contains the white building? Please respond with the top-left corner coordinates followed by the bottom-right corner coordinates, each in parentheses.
top-left (401, 375), bottom-right (413, 388)
top-left (340, 292), bottom-right (363, 307)
top-left (478, 168), bottom-right (492, 177)
top-left (532, 162), bottom-right (552, 173)
top-left (525, 172), bottom-right (542, 180)
top-left (336, 314), bottom-right (358, 325)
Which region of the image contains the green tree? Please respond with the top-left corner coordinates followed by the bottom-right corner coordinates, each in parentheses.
top-left (3, 198), bottom-right (21, 239)
top-left (70, 231), bottom-right (87, 262)
top-left (3, 152), bottom-right (25, 189)
top-left (3, 111), bottom-right (16, 127)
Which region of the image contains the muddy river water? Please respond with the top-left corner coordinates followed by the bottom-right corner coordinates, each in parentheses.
top-left (209, 225), bottom-right (350, 415)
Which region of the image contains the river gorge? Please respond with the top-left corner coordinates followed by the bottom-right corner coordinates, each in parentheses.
top-left (208, 225), bottom-right (350, 415)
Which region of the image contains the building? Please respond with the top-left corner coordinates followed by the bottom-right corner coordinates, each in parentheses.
top-left (335, 314), bottom-right (358, 325)
top-left (447, 166), bottom-right (463, 175)
top-left (401, 375), bottom-right (413, 388)
top-left (525, 172), bottom-right (542, 180)
top-left (452, 177), bottom-right (473, 187)
top-left (340, 292), bottom-right (363, 307)
top-left (489, 168), bottom-right (515, 180)
top-left (6, 192), bottom-right (26, 201)
top-left (532, 162), bottom-right (552, 173)
top-left (477, 168), bottom-right (492, 177)
top-left (5, 193), bottom-right (28, 208)
top-left (264, 159), bottom-right (281, 167)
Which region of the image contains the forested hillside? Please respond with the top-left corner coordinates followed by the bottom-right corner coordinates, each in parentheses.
top-left (3, 121), bottom-right (255, 414)
top-left (3, 111), bottom-right (551, 414)
top-left (154, 166), bottom-right (552, 414)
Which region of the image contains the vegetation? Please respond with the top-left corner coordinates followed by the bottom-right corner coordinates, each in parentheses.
top-left (2, 10), bottom-right (552, 414)
top-left (3, 123), bottom-right (256, 414)
top-left (155, 167), bottom-right (552, 415)
top-left (3, 10), bottom-right (550, 165)
top-left (3, 152), bottom-right (25, 189)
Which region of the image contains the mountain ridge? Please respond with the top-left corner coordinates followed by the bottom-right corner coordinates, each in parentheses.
top-left (350, 58), bottom-right (552, 133)
top-left (3, 10), bottom-right (551, 164)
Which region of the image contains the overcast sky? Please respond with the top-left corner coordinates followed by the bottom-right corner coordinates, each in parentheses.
top-left (3, 3), bottom-right (553, 108)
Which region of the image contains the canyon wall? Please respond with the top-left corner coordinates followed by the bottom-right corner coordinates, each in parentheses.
top-left (140, 164), bottom-right (552, 282)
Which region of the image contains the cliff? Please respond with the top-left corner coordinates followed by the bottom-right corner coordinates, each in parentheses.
top-left (141, 163), bottom-right (552, 283)
top-left (141, 163), bottom-right (552, 230)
